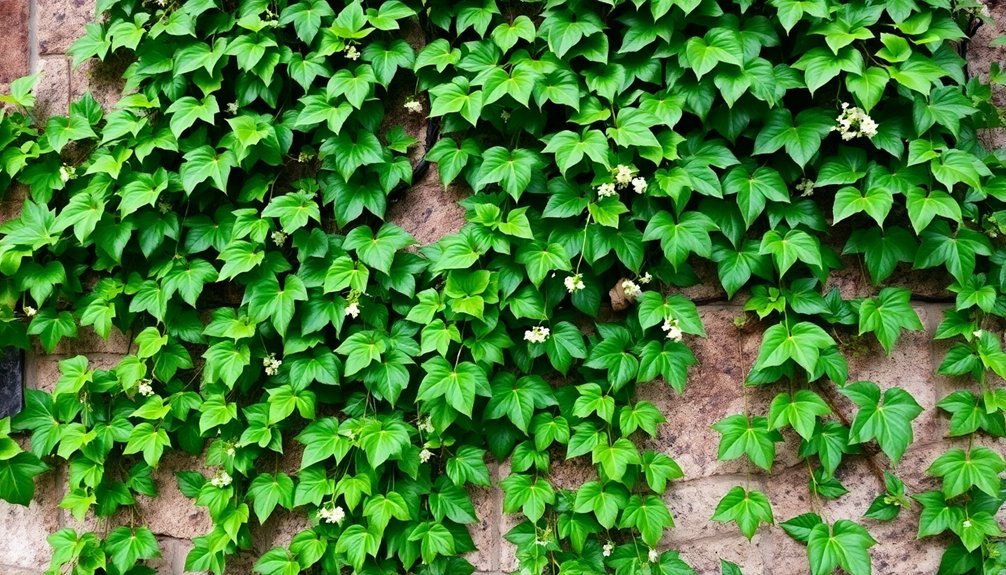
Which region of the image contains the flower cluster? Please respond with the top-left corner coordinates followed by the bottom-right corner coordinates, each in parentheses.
top-left (209, 470), bottom-right (232, 488)
top-left (271, 230), bottom-right (287, 246)
top-left (137, 379), bottom-right (155, 397)
top-left (631, 176), bottom-right (647, 194)
top-left (597, 182), bottom-right (617, 198)
top-left (639, 272), bottom-right (652, 285)
top-left (419, 448), bottom-right (434, 463)
top-left (417, 416), bottom-right (434, 434)
top-left (662, 318), bottom-right (683, 342)
top-left (404, 99), bottom-right (423, 114)
top-left (226, 102), bottom-right (239, 115)
top-left (833, 102), bottom-right (878, 140)
top-left (621, 279), bottom-right (642, 299)
top-left (319, 505), bottom-right (346, 524)
top-left (263, 354), bottom-right (282, 376)
top-left (648, 548), bottom-right (660, 563)
top-left (524, 325), bottom-right (550, 344)
top-left (614, 164), bottom-right (634, 187)
top-left (23, 305), bottom-right (36, 317)
top-left (59, 165), bottom-right (74, 183)
top-left (796, 178), bottom-right (814, 197)
top-left (565, 273), bottom-right (585, 293)
top-left (344, 44), bottom-right (360, 60)
top-left (602, 541), bottom-right (614, 557)
top-left (157, 200), bottom-right (171, 214)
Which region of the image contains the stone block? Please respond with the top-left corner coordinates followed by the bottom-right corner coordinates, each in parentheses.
top-left (674, 532), bottom-right (769, 575)
top-left (387, 164), bottom-right (467, 246)
top-left (31, 353), bottom-right (126, 393)
top-left (37, 0), bottom-right (94, 56)
top-left (70, 58), bottom-right (126, 110)
top-left (665, 475), bottom-right (767, 544)
top-left (34, 56), bottom-right (72, 118)
top-left (0, 0), bottom-right (29, 83)
top-left (134, 452), bottom-right (213, 540)
top-left (0, 472), bottom-right (61, 570)
top-left (466, 479), bottom-right (500, 572)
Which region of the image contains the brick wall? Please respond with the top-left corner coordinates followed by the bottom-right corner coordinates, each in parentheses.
top-left (0, 2), bottom-right (1003, 574)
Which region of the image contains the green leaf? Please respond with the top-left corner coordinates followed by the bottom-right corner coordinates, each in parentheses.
top-left (768, 390), bottom-right (831, 440)
top-left (759, 228), bottom-right (822, 276)
top-left (927, 447), bottom-right (1005, 498)
top-left (104, 527), bottom-right (160, 573)
top-left (754, 321), bottom-right (836, 374)
top-left (713, 414), bottom-right (783, 471)
top-left (501, 473), bottom-right (555, 522)
top-left (857, 287), bottom-right (924, 354)
top-left (711, 486), bottom-right (774, 540)
top-left (807, 520), bottom-right (877, 575)
top-left (840, 381), bottom-right (923, 464)
top-left (753, 109), bottom-right (834, 167)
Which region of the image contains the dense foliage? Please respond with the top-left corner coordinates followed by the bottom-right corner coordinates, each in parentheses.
top-left (0, 0), bottom-right (1003, 573)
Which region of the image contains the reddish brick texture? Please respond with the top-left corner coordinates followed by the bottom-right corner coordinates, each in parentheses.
top-left (0, 0), bottom-right (29, 83)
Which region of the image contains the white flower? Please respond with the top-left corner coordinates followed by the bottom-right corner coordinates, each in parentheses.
top-left (263, 354), bottom-right (282, 376)
top-left (418, 417), bottom-right (434, 434)
top-left (157, 200), bottom-right (171, 214)
top-left (602, 541), bottom-right (614, 557)
top-left (155, 0), bottom-right (166, 6)
top-left (271, 231), bottom-right (287, 246)
top-left (631, 176), bottom-right (648, 194)
top-left (597, 182), bottom-right (617, 198)
top-left (345, 301), bottom-right (360, 318)
top-left (319, 505), bottom-right (346, 524)
top-left (973, 330), bottom-right (984, 338)
top-left (648, 548), bottom-right (659, 563)
top-left (419, 448), bottom-right (434, 463)
top-left (963, 519), bottom-right (972, 528)
top-left (226, 102), bottom-right (238, 115)
top-left (345, 45), bottom-right (360, 60)
top-left (210, 470), bottom-right (232, 488)
top-left (614, 164), bottom-right (634, 187)
top-left (621, 280), bottom-right (642, 299)
top-left (638, 272), bottom-right (652, 285)
top-left (225, 446), bottom-right (236, 457)
top-left (565, 274), bottom-right (586, 293)
top-left (661, 318), bottom-right (683, 342)
top-left (59, 165), bottom-right (74, 183)
top-left (833, 103), bottom-right (878, 140)
top-left (138, 380), bottom-right (155, 397)
top-left (404, 99), bottom-right (423, 114)
top-left (524, 325), bottom-right (550, 344)
top-left (23, 305), bottom-right (36, 317)
top-left (501, 110), bottom-right (511, 122)
top-left (796, 178), bottom-right (815, 197)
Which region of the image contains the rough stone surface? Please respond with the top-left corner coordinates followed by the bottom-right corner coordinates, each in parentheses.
top-left (134, 453), bottom-right (213, 540)
top-left (388, 164), bottom-right (468, 246)
top-left (0, 0), bottom-right (30, 83)
top-left (34, 56), bottom-right (72, 118)
top-left (37, 0), bottom-right (93, 56)
top-left (0, 472), bottom-right (61, 570)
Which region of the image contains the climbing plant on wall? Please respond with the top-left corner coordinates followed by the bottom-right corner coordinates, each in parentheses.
top-left (0, 0), bottom-right (1003, 573)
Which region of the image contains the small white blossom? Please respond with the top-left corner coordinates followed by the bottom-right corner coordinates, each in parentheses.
top-left (345, 301), bottom-right (360, 318)
top-left (210, 470), bottom-right (232, 488)
top-left (263, 353), bottom-right (282, 376)
top-left (661, 318), bottom-right (684, 342)
top-left (138, 380), bottom-right (155, 397)
top-left (597, 182), bottom-right (617, 198)
top-left (648, 548), bottom-right (659, 563)
top-left (973, 330), bottom-right (984, 338)
top-left (225, 446), bottom-right (236, 457)
top-left (796, 178), bottom-right (815, 197)
top-left (419, 448), bottom-right (434, 463)
top-left (59, 165), bottom-right (74, 183)
top-left (271, 230), bottom-right (287, 246)
top-left (319, 505), bottom-right (346, 524)
top-left (157, 200), bottom-right (171, 214)
top-left (500, 110), bottom-right (511, 122)
top-left (638, 272), bottom-right (652, 285)
top-left (23, 305), bottom-right (36, 317)
top-left (345, 45), bottom-right (361, 60)
top-left (963, 519), bottom-right (973, 528)
top-left (534, 538), bottom-right (548, 547)
top-left (404, 99), bottom-right (423, 114)
top-left (524, 325), bottom-right (550, 344)
top-left (418, 417), bottom-right (434, 434)
top-left (614, 164), bottom-right (634, 187)
top-left (565, 274), bottom-right (586, 293)
top-left (833, 102), bottom-right (878, 140)
top-left (621, 280), bottom-right (642, 299)
top-left (602, 541), bottom-right (614, 557)
top-left (631, 176), bottom-right (648, 194)
top-left (155, 0), bottom-right (167, 6)
top-left (226, 102), bottom-right (239, 115)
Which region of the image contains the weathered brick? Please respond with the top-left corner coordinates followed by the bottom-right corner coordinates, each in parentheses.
top-left (30, 353), bottom-right (125, 393)
top-left (674, 532), bottom-right (770, 575)
top-left (134, 453), bottom-right (213, 540)
top-left (37, 0), bottom-right (94, 56)
top-left (34, 56), bottom-right (72, 118)
top-left (0, 0), bottom-right (29, 83)
top-left (387, 165), bottom-right (467, 246)
top-left (0, 472), bottom-right (61, 570)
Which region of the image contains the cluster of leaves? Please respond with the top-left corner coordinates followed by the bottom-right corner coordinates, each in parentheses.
top-left (0, 0), bottom-right (1002, 573)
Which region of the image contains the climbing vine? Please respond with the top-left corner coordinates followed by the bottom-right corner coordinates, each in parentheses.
top-left (0, 0), bottom-right (1002, 573)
